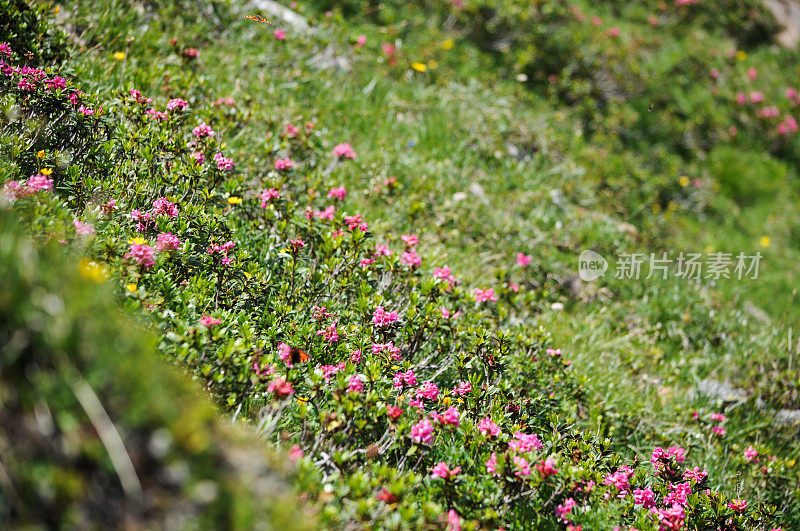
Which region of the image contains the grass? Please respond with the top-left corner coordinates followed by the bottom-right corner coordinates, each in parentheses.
top-left (3, 0), bottom-right (800, 527)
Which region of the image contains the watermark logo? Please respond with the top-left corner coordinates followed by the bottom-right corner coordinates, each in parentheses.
top-left (579, 250), bottom-right (608, 281)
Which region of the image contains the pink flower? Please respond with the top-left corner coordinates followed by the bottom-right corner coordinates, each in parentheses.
top-left (446, 510), bottom-right (461, 531)
top-left (486, 452), bottom-right (499, 476)
top-left (182, 48), bottom-right (199, 59)
top-left (656, 504), bottom-right (685, 530)
top-left (328, 186), bottom-right (346, 200)
top-left (126, 243), bottom-right (156, 269)
top-left (273, 29), bottom-right (287, 40)
top-left (155, 232), bottom-right (181, 252)
top-left (736, 92), bottom-right (747, 105)
top-left (664, 482), bottom-right (691, 506)
top-left (373, 342), bottom-right (401, 360)
top-left (509, 431), bottom-right (543, 453)
top-left (474, 287), bottom-right (498, 302)
top-left (333, 142), bottom-right (356, 159)
top-left (728, 499), bottom-right (748, 512)
top-left (152, 197), bottom-right (178, 217)
top-left (478, 417), bottom-right (500, 437)
top-left (410, 418), bottom-right (434, 444)
top-left (556, 498), bottom-right (577, 522)
top-left (347, 374), bottom-right (365, 394)
top-left (603, 466), bottom-right (634, 495)
top-left (283, 123), bottom-right (300, 137)
top-left (386, 405), bottom-right (403, 419)
top-left (710, 68), bottom-right (720, 79)
top-left (374, 244), bottom-right (393, 257)
top-left (434, 407), bottom-right (460, 427)
top-left (277, 342), bottom-right (293, 367)
top-left (400, 250), bottom-right (421, 268)
top-left (453, 381), bottom-right (471, 396)
top-left (393, 369), bottom-right (417, 388)
top-left (73, 220), bottom-right (95, 235)
top-left (344, 214), bottom-right (366, 231)
top-left (45, 76), bottom-right (66, 90)
top-left (191, 151), bottom-right (205, 164)
top-left (606, 26), bottom-right (621, 38)
top-left (710, 413), bottom-right (727, 422)
top-left (536, 457), bottom-right (558, 478)
top-left (513, 456), bottom-right (531, 477)
top-left (192, 123), bottom-right (215, 138)
top-left (431, 461), bottom-right (461, 480)
top-left (290, 237), bottom-right (306, 250)
top-left (433, 265), bottom-right (459, 285)
top-left (381, 43), bottom-right (396, 57)
top-left (167, 98), bottom-right (187, 111)
top-left (199, 315), bottom-right (221, 326)
top-left (744, 445), bottom-right (758, 462)
top-left (288, 444), bottom-right (303, 461)
top-left (633, 487), bottom-right (655, 508)
top-left (26, 173), bottom-right (54, 193)
top-left (268, 376), bottom-right (294, 397)
top-left (712, 425), bottom-right (726, 436)
top-left (274, 157), bottom-right (293, 169)
top-left (214, 152), bottom-right (234, 170)
top-left (316, 323), bottom-right (339, 342)
top-left (516, 252), bottom-right (532, 266)
top-left (376, 487), bottom-right (399, 503)
top-left (747, 67), bottom-right (758, 80)
top-left (357, 35), bottom-right (367, 47)
top-left (683, 466), bottom-right (708, 482)
top-left (372, 306), bottom-right (399, 326)
top-left (260, 188), bottom-right (280, 207)
top-left (0, 43), bottom-right (12, 57)
top-left (401, 234), bottom-right (418, 247)
top-left (750, 91), bottom-right (765, 104)
top-left (417, 381), bottom-right (439, 400)
top-left (101, 200), bottom-right (118, 216)
top-left (350, 349), bottom-right (362, 363)
top-left (360, 258), bottom-right (375, 267)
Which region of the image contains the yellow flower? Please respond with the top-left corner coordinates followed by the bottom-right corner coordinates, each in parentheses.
top-left (411, 62), bottom-right (427, 72)
top-left (760, 236), bottom-right (771, 248)
top-left (736, 50), bottom-right (747, 61)
top-left (427, 60), bottom-right (439, 70)
top-left (441, 38), bottom-right (454, 50)
top-left (36, 150), bottom-right (45, 158)
top-left (78, 259), bottom-right (109, 283)
top-left (442, 396), bottom-right (451, 406)
top-left (391, 365), bottom-right (400, 371)
top-left (40, 168), bottom-right (53, 176)
top-left (128, 237), bottom-right (146, 245)
top-left (678, 175), bottom-right (689, 187)
top-left (227, 196), bottom-right (242, 204)
top-left (113, 51), bottom-right (126, 61)
top-left (297, 396), bottom-right (309, 404)
top-left (126, 284), bottom-right (137, 292)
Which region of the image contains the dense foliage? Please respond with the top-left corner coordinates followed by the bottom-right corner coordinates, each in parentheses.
top-left (1, 0), bottom-right (799, 529)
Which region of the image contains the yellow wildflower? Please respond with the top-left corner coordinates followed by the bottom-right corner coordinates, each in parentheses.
top-left (760, 236), bottom-right (771, 248)
top-left (113, 51), bottom-right (126, 60)
top-left (40, 168), bottom-right (53, 176)
top-left (36, 150), bottom-right (45, 158)
top-left (736, 50), bottom-right (747, 61)
top-left (427, 60), bottom-right (438, 70)
top-left (678, 175), bottom-right (689, 187)
top-left (227, 196), bottom-right (242, 204)
top-left (441, 38), bottom-right (454, 50)
top-left (129, 237), bottom-right (146, 245)
top-left (78, 259), bottom-right (109, 283)
top-left (411, 62), bottom-right (427, 72)
top-left (126, 284), bottom-right (137, 292)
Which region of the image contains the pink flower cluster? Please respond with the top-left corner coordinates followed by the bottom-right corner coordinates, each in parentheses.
top-left (260, 188), bottom-right (280, 207)
top-left (410, 418), bottom-right (434, 444)
top-left (125, 243), bottom-right (156, 269)
top-left (431, 461), bottom-right (461, 480)
top-left (372, 306), bottom-right (398, 326)
top-left (3, 173), bottom-right (54, 201)
top-left (155, 232), bottom-right (181, 252)
top-left (333, 142), bottom-right (356, 159)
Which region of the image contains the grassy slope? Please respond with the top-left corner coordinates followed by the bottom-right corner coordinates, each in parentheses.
top-left (4, 0), bottom-right (800, 526)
